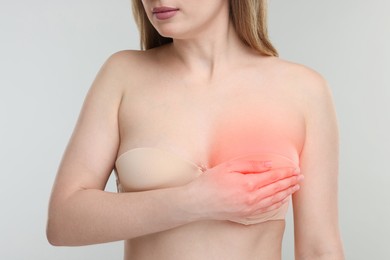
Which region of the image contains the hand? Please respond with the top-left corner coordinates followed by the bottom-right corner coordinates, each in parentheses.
top-left (185, 158), bottom-right (303, 223)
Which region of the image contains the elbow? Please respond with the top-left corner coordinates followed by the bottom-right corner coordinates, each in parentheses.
top-left (47, 217), bottom-right (77, 246)
top-left (46, 193), bottom-right (77, 246)
top-left (46, 225), bottom-right (60, 246)
top-left (47, 233), bottom-right (61, 247)
top-left (46, 204), bottom-right (60, 246)
top-left (46, 217), bottom-right (66, 246)
top-left (46, 204), bottom-right (74, 246)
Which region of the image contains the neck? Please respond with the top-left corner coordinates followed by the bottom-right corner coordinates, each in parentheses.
top-left (168, 17), bottom-right (252, 83)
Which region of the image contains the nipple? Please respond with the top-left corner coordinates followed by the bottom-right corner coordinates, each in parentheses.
top-left (199, 164), bottom-right (208, 173)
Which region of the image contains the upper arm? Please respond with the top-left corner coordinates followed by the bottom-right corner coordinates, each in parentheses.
top-left (50, 51), bottom-right (133, 201)
top-left (292, 67), bottom-right (344, 258)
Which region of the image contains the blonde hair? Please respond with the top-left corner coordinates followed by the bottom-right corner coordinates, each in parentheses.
top-left (131, 0), bottom-right (278, 56)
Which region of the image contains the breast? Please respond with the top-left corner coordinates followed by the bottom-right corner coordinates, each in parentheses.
top-left (114, 148), bottom-right (298, 225)
top-left (114, 147), bottom-right (298, 192)
top-left (114, 147), bottom-right (204, 192)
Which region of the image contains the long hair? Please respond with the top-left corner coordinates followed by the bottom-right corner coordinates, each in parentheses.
top-left (131, 0), bottom-right (278, 57)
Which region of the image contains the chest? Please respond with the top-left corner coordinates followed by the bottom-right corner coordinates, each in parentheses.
top-left (118, 79), bottom-right (305, 168)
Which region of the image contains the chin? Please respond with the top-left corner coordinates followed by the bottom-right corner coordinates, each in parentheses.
top-left (153, 22), bottom-right (195, 39)
top-left (155, 28), bottom-right (176, 38)
top-left (156, 28), bottom-right (187, 40)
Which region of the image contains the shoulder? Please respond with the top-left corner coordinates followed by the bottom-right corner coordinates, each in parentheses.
top-left (101, 49), bottom-right (146, 75)
top-left (260, 57), bottom-right (336, 125)
top-left (269, 57), bottom-right (333, 106)
top-left (101, 48), bottom-right (162, 81)
top-left (84, 50), bottom-right (143, 104)
top-left (90, 49), bottom-right (153, 94)
top-left (105, 48), bottom-right (163, 66)
top-left (266, 57), bottom-right (329, 91)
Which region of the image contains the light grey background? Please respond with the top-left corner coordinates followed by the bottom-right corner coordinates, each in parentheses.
top-left (1, 0), bottom-right (389, 259)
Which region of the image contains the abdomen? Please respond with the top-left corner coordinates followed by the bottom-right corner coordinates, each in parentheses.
top-left (124, 219), bottom-right (285, 260)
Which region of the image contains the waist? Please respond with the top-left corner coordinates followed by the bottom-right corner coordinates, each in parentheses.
top-left (124, 219), bottom-right (285, 260)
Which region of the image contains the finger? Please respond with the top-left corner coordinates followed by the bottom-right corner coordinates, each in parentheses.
top-left (243, 167), bottom-right (301, 191)
top-left (253, 184), bottom-right (300, 210)
top-left (242, 177), bottom-right (298, 211)
top-left (243, 197), bottom-right (290, 222)
top-left (227, 159), bottom-right (273, 174)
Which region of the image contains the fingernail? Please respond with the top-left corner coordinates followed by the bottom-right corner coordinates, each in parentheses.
top-left (263, 161), bottom-right (272, 167)
top-left (294, 185), bottom-right (300, 191)
top-left (297, 175), bottom-right (304, 181)
top-left (293, 167), bottom-right (300, 174)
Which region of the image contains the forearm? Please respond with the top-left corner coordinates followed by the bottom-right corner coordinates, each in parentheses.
top-left (296, 247), bottom-right (345, 260)
top-left (47, 186), bottom-right (197, 246)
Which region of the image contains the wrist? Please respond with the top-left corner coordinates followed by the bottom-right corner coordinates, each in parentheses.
top-left (175, 185), bottom-right (206, 223)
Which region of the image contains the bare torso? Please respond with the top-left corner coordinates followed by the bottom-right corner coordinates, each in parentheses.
top-left (124, 220), bottom-right (285, 259)
top-left (115, 46), bottom-right (305, 259)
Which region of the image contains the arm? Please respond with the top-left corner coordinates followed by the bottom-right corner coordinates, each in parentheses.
top-left (292, 69), bottom-right (345, 259)
top-left (46, 51), bottom-right (197, 246)
top-left (47, 50), bottom-right (303, 246)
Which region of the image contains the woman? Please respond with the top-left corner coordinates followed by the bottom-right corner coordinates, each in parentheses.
top-left (47, 0), bottom-right (344, 259)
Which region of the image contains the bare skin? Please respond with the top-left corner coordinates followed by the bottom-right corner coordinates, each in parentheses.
top-left (47, 0), bottom-right (344, 259)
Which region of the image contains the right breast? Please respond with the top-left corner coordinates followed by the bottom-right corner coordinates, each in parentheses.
top-left (114, 148), bottom-right (203, 192)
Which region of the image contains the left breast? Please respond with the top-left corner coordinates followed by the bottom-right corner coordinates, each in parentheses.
top-left (208, 96), bottom-right (304, 167)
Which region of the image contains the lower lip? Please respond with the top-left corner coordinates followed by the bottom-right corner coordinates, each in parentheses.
top-left (153, 10), bottom-right (178, 20)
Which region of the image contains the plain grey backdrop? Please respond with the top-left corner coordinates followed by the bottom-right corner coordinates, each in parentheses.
top-left (1, 0), bottom-right (389, 259)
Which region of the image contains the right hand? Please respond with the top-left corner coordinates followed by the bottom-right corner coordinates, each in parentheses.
top-left (184, 158), bottom-right (303, 223)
